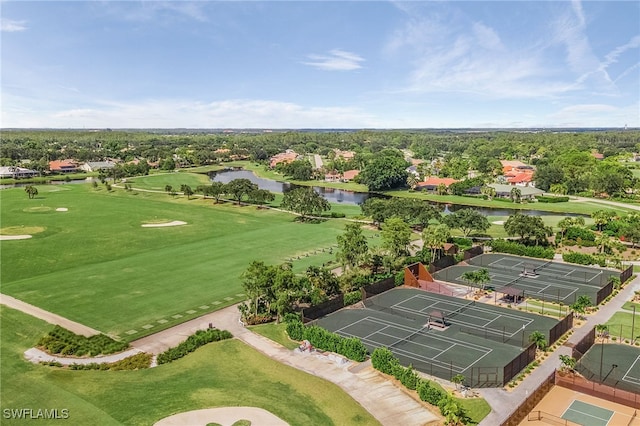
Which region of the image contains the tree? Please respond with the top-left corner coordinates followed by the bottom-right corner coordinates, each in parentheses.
top-left (504, 213), bottom-right (552, 244)
top-left (591, 210), bottom-right (617, 232)
top-left (381, 217), bottom-right (412, 259)
top-left (407, 174), bottom-right (418, 190)
top-left (510, 187), bottom-right (522, 203)
top-left (248, 188), bottom-right (275, 207)
top-left (444, 208), bottom-right (490, 237)
top-left (180, 184), bottom-right (194, 199)
top-left (557, 216), bottom-right (585, 245)
top-left (226, 178), bottom-right (258, 205)
top-left (461, 268), bottom-right (490, 291)
top-left (437, 183), bottom-right (448, 195)
top-left (422, 223), bottom-right (451, 263)
top-left (357, 150), bottom-right (409, 191)
top-left (24, 185), bottom-right (38, 199)
top-left (336, 223), bottom-right (369, 271)
top-left (281, 187), bottom-right (330, 220)
top-left (208, 181), bottom-right (227, 203)
top-left (451, 374), bottom-right (465, 391)
top-left (164, 184), bottom-right (176, 197)
top-left (529, 331), bottom-right (548, 351)
top-left (595, 324), bottom-right (609, 340)
top-left (559, 354), bottom-right (577, 373)
top-left (281, 159), bottom-right (314, 181)
top-left (480, 185), bottom-right (496, 200)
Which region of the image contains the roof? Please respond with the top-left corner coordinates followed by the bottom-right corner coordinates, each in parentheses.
top-left (343, 169), bottom-right (360, 180)
top-left (488, 183), bottom-right (544, 196)
top-left (85, 161), bottom-right (115, 169)
top-left (507, 173), bottom-right (533, 184)
top-left (500, 160), bottom-right (527, 168)
top-left (49, 160), bottom-right (77, 170)
top-left (417, 177), bottom-right (459, 187)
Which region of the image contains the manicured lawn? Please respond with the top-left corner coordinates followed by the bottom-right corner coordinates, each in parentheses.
top-left (604, 311), bottom-right (640, 341)
top-left (126, 172), bottom-right (212, 191)
top-left (0, 307), bottom-right (379, 426)
top-left (0, 184), bottom-right (373, 339)
top-left (248, 322), bottom-right (299, 350)
top-left (385, 190), bottom-right (635, 215)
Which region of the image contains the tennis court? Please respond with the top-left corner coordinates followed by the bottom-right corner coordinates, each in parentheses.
top-left (561, 400), bottom-right (614, 426)
top-left (434, 253), bottom-right (618, 305)
top-left (577, 344), bottom-right (640, 394)
top-left (315, 288), bottom-right (560, 387)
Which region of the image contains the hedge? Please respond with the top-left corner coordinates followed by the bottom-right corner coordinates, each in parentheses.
top-left (285, 319), bottom-right (367, 362)
top-left (562, 251), bottom-right (606, 267)
top-left (38, 325), bottom-right (129, 357)
top-left (344, 290), bottom-right (362, 306)
top-left (488, 240), bottom-right (554, 259)
top-left (67, 353), bottom-right (152, 371)
top-left (370, 348), bottom-right (468, 423)
top-left (535, 195), bottom-right (569, 203)
top-left (157, 328), bottom-right (233, 364)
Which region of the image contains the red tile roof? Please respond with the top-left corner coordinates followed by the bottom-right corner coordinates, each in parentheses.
top-left (507, 173), bottom-right (533, 184)
top-left (342, 170), bottom-right (360, 180)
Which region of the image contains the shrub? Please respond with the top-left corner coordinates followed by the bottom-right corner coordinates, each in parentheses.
top-left (563, 252), bottom-right (596, 265)
top-left (371, 347), bottom-right (399, 375)
top-left (565, 226), bottom-right (596, 242)
top-left (536, 195), bottom-right (569, 203)
top-left (343, 290), bottom-right (362, 306)
top-left (488, 240), bottom-right (554, 259)
top-left (299, 325), bottom-right (367, 362)
top-left (157, 328), bottom-right (233, 364)
top-left (285, 320), bottom-right (305, 341)
top-left (417, 380), bottom-right (445, 405)
top-left (37, 326), bottom-right (129, 356)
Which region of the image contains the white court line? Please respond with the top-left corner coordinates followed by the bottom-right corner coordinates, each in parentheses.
top-left (622, 355), bottom-right (640, 384)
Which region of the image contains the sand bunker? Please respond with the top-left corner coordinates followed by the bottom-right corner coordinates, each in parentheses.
top-left (154, 407), bottom-right (288, 426)
top-left (492, 220), bottom-right (505, 225)
top-left (141, 221), bottom-right (187, 228)
top-left (0, 235), bottom-right (33, 241)
top-left (56, 208), bottom-right (68, 212)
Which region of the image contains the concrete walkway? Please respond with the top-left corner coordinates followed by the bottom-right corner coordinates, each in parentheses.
top-left (478, 273), bottom-right (640, 425)
top-left (0, 293), bottom-right (100, 337)
top-left (131, 305), bottom-right (440, 426)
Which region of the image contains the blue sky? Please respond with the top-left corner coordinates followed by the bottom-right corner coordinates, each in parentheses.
top-left (2, 1), bottom-right (639, 129)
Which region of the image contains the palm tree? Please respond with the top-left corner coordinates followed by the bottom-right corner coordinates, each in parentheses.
top-left (407, 175), bottom-right (418, 190)
top-left (422, 223), bottom-right (451, 263)
top-left (24, 185), bottom-right (38, 199)
top-left (529, 331), bottom-right (547, 351)
top-left (595, 324), bottom-right (609, 341)
top-left (437, 183), bottom-right (448, 195)
top-left (510, 186), bottom-right (522, 203)
top-left (559, 354), bottom-right (577, 373)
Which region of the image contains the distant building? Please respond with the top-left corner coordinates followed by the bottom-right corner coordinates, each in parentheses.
top-left (0, 166), bottom-right (39, 179)
top-left (333, 149), bottom-right (355, 161)
top-left (49, 160), bottom-right (78, 174)
top-left (80, 161), bottom-right (116, 172)
top-left (415, 177), bottom-right (459, 192)
top-left (342, 170), bottom-right (360, 182)
top-left (269, 150), bottom-right (299, 168)
top-left (488, 183), bottom-right (544, 200)
top-left (500, 159), bottom-right (535, 187)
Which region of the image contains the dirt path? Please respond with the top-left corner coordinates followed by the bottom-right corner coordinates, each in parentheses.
top-left (0, 293), bottom-right (100, 337)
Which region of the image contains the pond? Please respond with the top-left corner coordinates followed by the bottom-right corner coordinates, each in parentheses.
top-left (210, 169), bottom-right (585, 217)
top-left (0, 178), bottom-right (97, 190)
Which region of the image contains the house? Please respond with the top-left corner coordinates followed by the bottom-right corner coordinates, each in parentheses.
top-left (333, 149), bottom-right (355, 161)
top-left (488, 183), bottom-right (544, 200)
top-left (415, 177), bottom-right (459, 192)
top-left (406, 165), bottom-right (420, 178)
top-left (506, 172), bottom-right (535, 187)
top-left (324, 171), bottom-right (341, 182)
top-left (442, 243), bottom-right (459, 255)
top-left (342, 170), bottom-right (360, 182)
top-left (0, 166), bottom-right (39, 179)
top-left (80, 161), bottom-right (116, 172)
top-left (269, 150), bottom-right (299, 168)
top-left (48, 160), bottom-right (78, 174)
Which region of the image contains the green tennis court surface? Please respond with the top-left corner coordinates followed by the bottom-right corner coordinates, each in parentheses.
top-left (315, 288), bottom-right (560, 387)
top-left (434, 253), bottom-right (618, 305)
top-left (562, 400), bottom-right (614, 426)
top-left (577, 344), bottom-right (640, 394)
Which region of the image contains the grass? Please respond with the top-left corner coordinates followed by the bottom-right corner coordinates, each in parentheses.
top-left (126, 172), bottom-right (212, 191)
top-left (0, 184), bottom-right (378, 340)
top-left (248, 322), bottom-right (299, 350)
top-left (459, 397), bottom-right (492, 425)
top-left (0, 306), bottom-right (379, 426)
top-left (384, 189), bottom-right (635, 216)
top-left (604, 311), bottom-right (640, 341)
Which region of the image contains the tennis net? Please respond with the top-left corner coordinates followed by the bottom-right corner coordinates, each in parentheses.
top-left (389, 327), bottom-right (425, 348)
top-left (533, 260), bottom-right (554, 273)
top-left (447, 300), bottom-right (476, 320)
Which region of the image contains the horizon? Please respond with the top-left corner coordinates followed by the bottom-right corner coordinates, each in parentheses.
top-left (2, 1), bottom-right (639, 129)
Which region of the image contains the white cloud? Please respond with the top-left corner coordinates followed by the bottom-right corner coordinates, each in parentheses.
top-left (303, 49), bottom-right (365, 71)
top-left (1, 19), bottom-right (27, 32)
top-left (548, 103), bottom-right (639, 127)
top-left (4, 98), bottom-right (379, 129)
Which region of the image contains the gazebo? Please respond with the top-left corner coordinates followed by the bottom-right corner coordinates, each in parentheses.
top-left (496, 286), bottom-right (525, 304)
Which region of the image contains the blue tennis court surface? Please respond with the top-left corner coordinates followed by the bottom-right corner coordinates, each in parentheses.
top-left (562, 400), bottom-right (614, 426)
